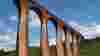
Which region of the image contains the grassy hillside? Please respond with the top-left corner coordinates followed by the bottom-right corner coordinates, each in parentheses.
top-left (80, 39), bottom-right (100, 56)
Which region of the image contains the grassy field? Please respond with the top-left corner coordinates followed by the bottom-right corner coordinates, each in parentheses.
top-left (29, 47), bottom-right (40, 56)
top-left (29, 39), bottom-right (100, 56)
top-left (80, 39), bottom-right (100, 56)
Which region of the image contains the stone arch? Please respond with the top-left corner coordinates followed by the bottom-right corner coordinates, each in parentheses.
top-left (15, 0), bottom-right (81, 56)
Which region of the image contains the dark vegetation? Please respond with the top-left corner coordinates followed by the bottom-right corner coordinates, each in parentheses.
top-left (0, 49), bottom-right (16, 56)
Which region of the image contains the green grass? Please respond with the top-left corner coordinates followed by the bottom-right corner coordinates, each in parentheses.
top-left (29, 47), bottom-right (40, 56)
top-left (80, 41), bottom-right (94, 56)
top-left (80, 39), bottom-right (100, 56)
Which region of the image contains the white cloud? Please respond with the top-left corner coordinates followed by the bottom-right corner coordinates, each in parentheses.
top-left (9, 16), bottom-right (17, 21)
top-left (0, 32), bottom-right (16, 48)
top-left (49, 39), bottom-right (56, 46)
top-left (29, 17), bottom-right (40, 27)
top-left (68, 21), bottom-right (80, 31)
top-left (29, 10), bottom-right (41, 27)
top-left (68, 21), bottom-right (97, 40)
top-left (96, 25), bottom-right (100, 37)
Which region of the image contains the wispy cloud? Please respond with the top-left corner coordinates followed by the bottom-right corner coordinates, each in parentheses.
top-left (68, 21), bottom-right (98, 39)
top-left (0, 32), bottom-right (16, 48)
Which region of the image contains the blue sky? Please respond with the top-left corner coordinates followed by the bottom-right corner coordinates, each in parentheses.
top-left (0, 0), bottom-right (99, 47)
